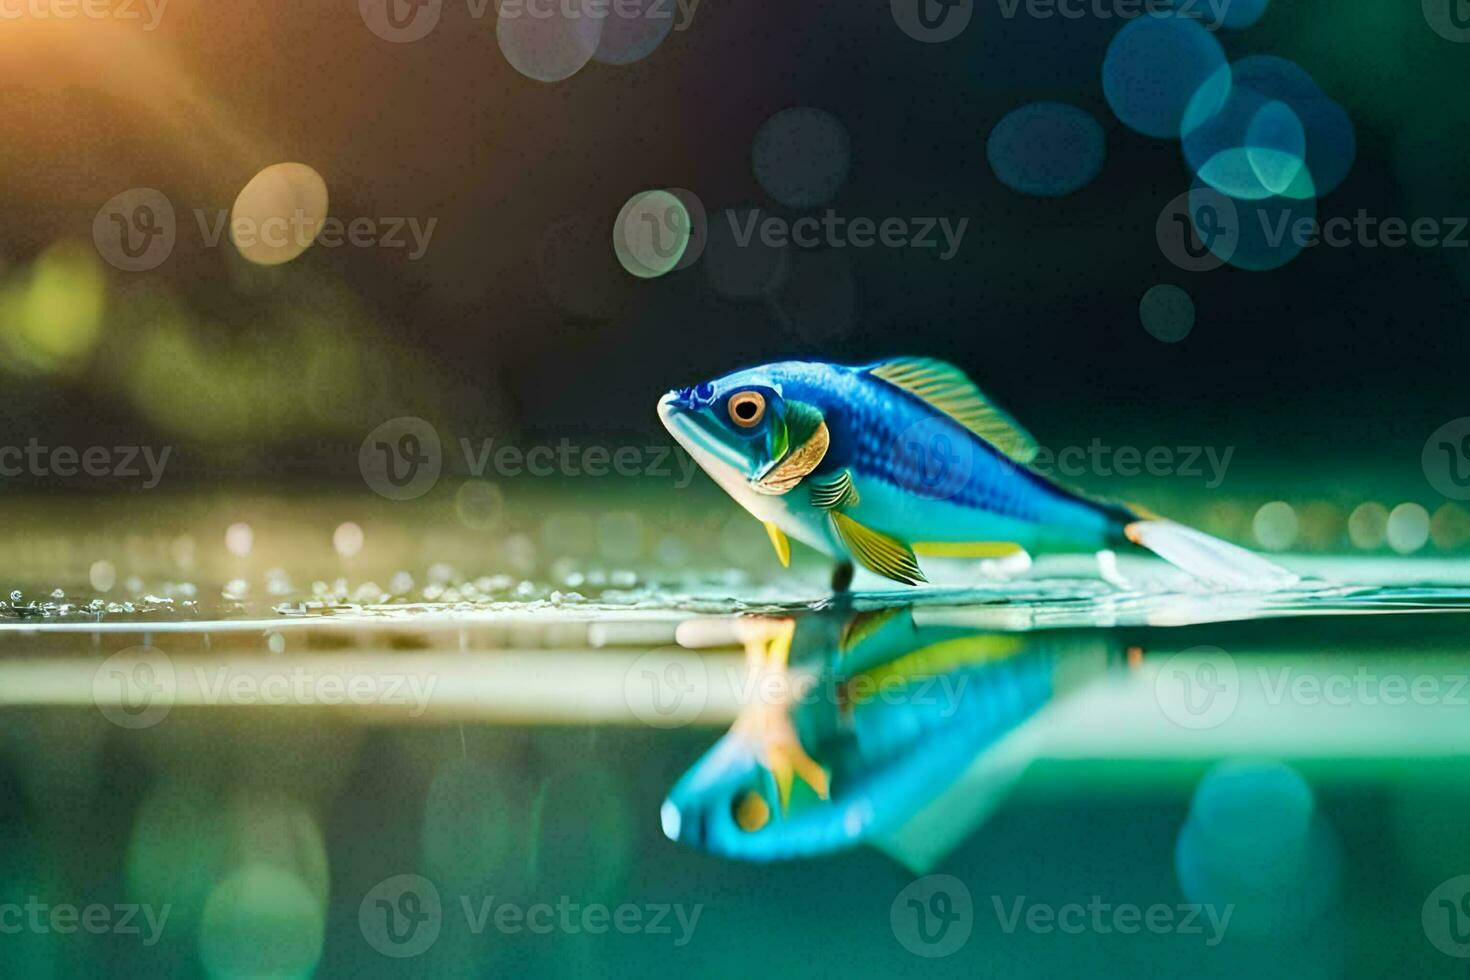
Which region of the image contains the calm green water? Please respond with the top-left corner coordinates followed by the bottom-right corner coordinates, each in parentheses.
top-left (2, 543), bottom-right (1470, 978)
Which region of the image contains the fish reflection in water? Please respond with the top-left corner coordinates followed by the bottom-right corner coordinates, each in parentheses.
top-left (661, 604), bottom-right (1127, 864)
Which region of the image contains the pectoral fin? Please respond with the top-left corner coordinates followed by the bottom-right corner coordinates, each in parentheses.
top-left (763, 522), bottom-right (791, 568)
top-left (831, 512), bottom-right (927, 586)
top-left (808, 469), bottom-right (859, 511)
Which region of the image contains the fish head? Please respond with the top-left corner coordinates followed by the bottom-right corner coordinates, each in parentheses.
top-left (660, 730), bottom-right (783, 858)
top-left (657, 367), bottom-right (794, 488)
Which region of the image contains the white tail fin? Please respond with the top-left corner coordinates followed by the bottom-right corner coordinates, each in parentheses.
top-left (1124, 520), bottom-right (1298, 590)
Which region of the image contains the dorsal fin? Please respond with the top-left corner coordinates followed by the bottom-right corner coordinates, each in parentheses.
top-left (867, 358), bottom-right (1039, 464)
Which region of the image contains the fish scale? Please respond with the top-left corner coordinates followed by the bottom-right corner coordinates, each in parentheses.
top-left (824, 374), bottom-right (1071, 526)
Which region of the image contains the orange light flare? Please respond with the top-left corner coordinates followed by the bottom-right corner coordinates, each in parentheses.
top-left (0, 2), bottom-right (277, 197)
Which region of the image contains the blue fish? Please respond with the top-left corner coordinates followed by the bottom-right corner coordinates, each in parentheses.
top-left (660, 606), bottom-right (1118, 862)
top-left (658, 358), bottom-right (1295, 588)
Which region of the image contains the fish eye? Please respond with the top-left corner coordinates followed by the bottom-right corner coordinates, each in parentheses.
top-left (728, 391), bottom-right (766, 428)
top-left (732, 790), bottom-right (771, 832)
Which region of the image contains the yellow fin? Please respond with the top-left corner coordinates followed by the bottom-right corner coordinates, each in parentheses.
top-left (869, 358), bottom-right (1038, 464)
top-left (850, 634), bottom-right (1025, 694)
top-left (912, 541), bottom-right (1024, 558)
top-left (763, 522), bottom-right (791, 568)
top-left (831, 512), bottom-right (927, 586)
top-left (838, 606), bottom-right (906, 654)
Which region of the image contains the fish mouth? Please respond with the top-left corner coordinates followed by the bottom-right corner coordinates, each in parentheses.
top-left (657, 391), bottom-right (750, 478)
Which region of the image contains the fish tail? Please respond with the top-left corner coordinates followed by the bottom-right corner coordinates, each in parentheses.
top-left (1120, 518), bottom-right (1299, 590)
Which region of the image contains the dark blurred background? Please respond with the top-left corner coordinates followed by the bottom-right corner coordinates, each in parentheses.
top-left (0, 0), bottom-right (1463, 474)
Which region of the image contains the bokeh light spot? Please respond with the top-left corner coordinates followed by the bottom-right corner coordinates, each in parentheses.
top-left (1103, 15), bottom-right (1228, 139)
top-left (1347, 502), bottom-right (1389, 550)
top-left (1139, 283), bottom-right (1195, 343)
top-left (198, 864), bottom-right (324, 980)
top-left (455, 480), bottom-right (504, 531)
top-left (1253, 500), bottom-right (1299, 551)
top-left (497, 0), bottom-right (603, 83)
top-left (230, 163), bottom-right (329, 267)
top-left (592, 0), bottom-right (675, 65)
top-left (332, 521), bottom-right (364, 558)
top-left (1386, 502), bottom-right (1430, 554)
top-left (986, 102), bottom-right (1105, 197)
top-left (614, 189), bottom-right (691, 279)
top-left (225, 523), bottom-right (254, 558)
top-left (751, 108), bottom-right (852, 208)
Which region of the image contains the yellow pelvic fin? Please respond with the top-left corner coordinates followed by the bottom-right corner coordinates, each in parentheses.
top-left (912, 541), bottom-right (1025, 558)
top-left (869, 357), bottom-right (1038, 464)
top-left (769, 742), bottom-right (831, 813)
top-left (831, 512), bottom-right (927, 586)
top-left (763, 521), bottom-right (791, 568)
top-left (751, 421), bottom-right (830, 495)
